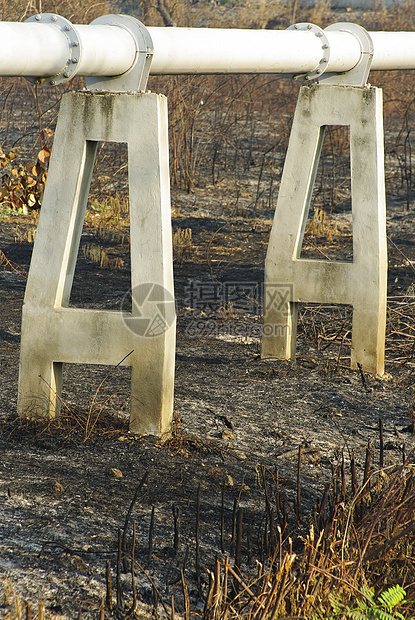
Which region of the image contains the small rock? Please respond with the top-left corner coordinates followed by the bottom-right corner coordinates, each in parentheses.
top-left (300, 358), bottom-right (317, 369)
top-left (59, 553), bottom-right (88, 572)
top-left (217, 414), bottom-right (234, 430)
top-left (378, 372), bottom-right (393, 382)
top-left (51, 480), bottom-right (64, 494)
top-left (70, 555), bottom-right (88, 572)
top-left (108, 467), bottom-right (123, 478)
top-left (207, 467), bottom-right (222, 477)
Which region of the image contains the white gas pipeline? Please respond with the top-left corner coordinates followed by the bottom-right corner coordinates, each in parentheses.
top-left (0, 14), bottom-right (415, 88)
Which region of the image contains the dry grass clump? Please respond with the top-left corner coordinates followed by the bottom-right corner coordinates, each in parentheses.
top-left (305, 206), bottom-right (345, 243)
top-left (161, 411), bottom-right (223, 457)
top-left (3, 393), bottom-right (415, 619)
top-left (86, 196), bottom-right (130, 229)
top-left (3, 357), bottom-right (132, 443)
top-left (173, 227), bottom-right (193, 264)
top-left (1, 580), bottom-right (47, 620)
top-left (199, 460), bottom-right (415, 619)
top-left (2, 423), bottom-right (414, 619)
top-left (4, 405), bottom-right (130, 444)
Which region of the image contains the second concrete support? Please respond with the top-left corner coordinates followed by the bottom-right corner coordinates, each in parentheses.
top-left (262, 84), bottom-right (387, 375)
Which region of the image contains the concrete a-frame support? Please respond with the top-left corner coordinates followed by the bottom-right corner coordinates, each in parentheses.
top-left (17, 91), bottom-right (175, 435)
top-left (262, 85), bottom-right (387, 375)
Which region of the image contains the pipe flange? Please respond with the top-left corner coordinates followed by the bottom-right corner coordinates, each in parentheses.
top-left (25, 13), bottom-right (81, 86)
top-left (321, 23), bottom-right (373, 86)
top-left (85, 15), bottom-right (154, 93)
top-left (287, 23), bottom-right (330, 81)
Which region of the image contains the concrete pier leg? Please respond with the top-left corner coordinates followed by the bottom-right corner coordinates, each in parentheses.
top-left (262, 85), bottom-right (387, 375)
top-left (18, 90), bottom-right (175, 436)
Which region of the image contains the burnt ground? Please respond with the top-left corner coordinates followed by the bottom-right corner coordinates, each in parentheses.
top-left (0, 189), bottom-right (415, 619)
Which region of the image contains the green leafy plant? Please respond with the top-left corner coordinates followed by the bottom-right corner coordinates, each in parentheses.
top-left (312, 584), bottom-right (407, 620)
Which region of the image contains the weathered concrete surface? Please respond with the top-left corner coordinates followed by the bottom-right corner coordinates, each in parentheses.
top-left (262, 84), bottom-right (387, 375)
top-left (18, 91), bottom-right (175, 436)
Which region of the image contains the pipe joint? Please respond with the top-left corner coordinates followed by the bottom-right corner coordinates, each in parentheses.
top-left (25, 13), bottom-right (81, 86)
top-left (85, 15), bottom-right (153, 92)
top-left (321, 23), bottom-right (373, 86)
top-left (287, 23), bottom-right (330, 81)
top-left (288, 22), bottom-right (373, 86)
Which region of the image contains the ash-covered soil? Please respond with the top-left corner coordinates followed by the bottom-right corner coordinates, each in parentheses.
top-left (1, 192), bottom-right (415, 618)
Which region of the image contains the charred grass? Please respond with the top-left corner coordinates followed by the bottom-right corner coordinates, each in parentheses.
top-left (1, 1), bottom-right (415, 618)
